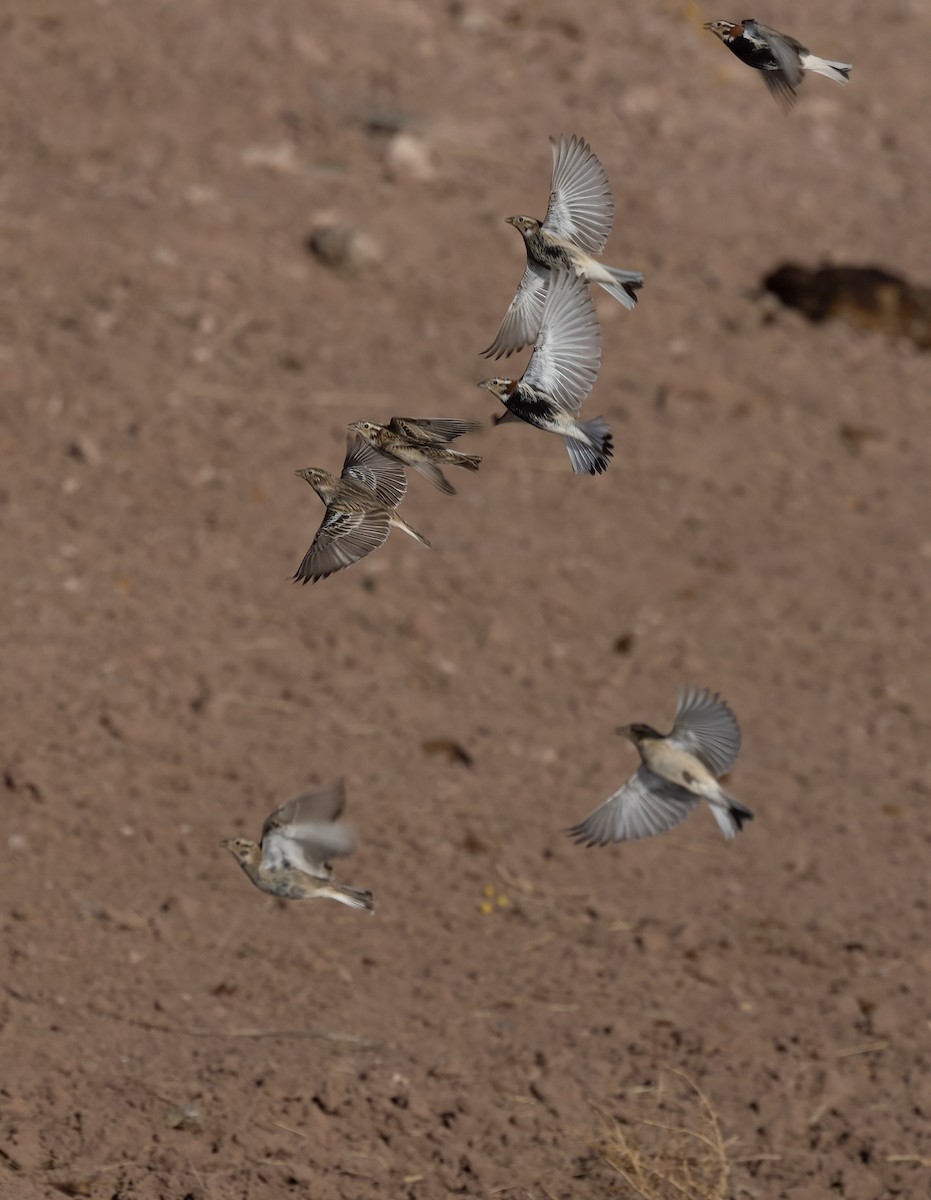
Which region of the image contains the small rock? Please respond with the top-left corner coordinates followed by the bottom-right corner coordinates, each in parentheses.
top-left (164, 1102), bottom-right (202, 1132)
top-left (306, 222), bottom-right (382, 275)
top-left (385, 132), bottom-right (435, 182)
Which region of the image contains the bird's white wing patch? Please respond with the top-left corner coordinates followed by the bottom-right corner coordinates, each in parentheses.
top-left (262, 821), bottom-right (356, 878)
top-left (668, 686), bottom-right (742, 776)
top-left (543, 134), bottom-right (614, 254)
top-left (521, 270), bottom-right (601, 412)
top-left (568, 767), bottom-right (699, 845)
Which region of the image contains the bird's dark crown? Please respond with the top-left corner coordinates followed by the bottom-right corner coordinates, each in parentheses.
top-left (628, 723), bottom-right (664, 740)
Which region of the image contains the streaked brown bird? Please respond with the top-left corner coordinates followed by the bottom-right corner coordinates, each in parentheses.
top-left (569, 687), bottom-right (753, 844)
top-left (221, 780), bottom-right (374, 911)
top-left (704, 19), bottom-right (851, 110)
top-left (483, 134), bottom-right (643, 360)
top-left (348, 417), bottom-right (482, 495)
top-left (293, 434), bottom-right (429, 583)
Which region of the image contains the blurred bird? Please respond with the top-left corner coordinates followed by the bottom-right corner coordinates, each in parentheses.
top-left (704, 19), bottom-right (851, 110)
top-left (569, 687), bottom-right (753, 844)
top-left (483, 134), bottom-right (643, 359)
top-left (220, 780), bottom-right (374, 911)
top-left (293, 433), bottom-right (429, 583)
top-left (348, 417), bottom-right (482, 495)
top-left (479, 270), bottom-right (612, 475)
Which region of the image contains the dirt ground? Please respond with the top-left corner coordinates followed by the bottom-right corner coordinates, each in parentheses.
top-left (2, 2), bottom-right (930, 1197)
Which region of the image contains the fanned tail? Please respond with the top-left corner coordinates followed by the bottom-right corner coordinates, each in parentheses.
top-left (598, 265), bottom-right (644, 310)
top-left (564, 417), bottom-right (614, 476)
top-left (709, 794), bottom-right (755, 840)
top-left (803, 54), bottom-right (851, 84)
top-left (327, 884), bottom-right (375, 912)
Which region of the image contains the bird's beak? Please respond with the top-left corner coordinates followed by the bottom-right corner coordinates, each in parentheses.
top-left (477, 380), bottom-right (490, 391)
top-left (218, 839), bottom-right (231, 849)
top-left (702, 21), bottom-right (714, 30)
top-left (616, 724), bottom-right (635, 742)
top-left (505, 215), bottom-right (518, 227)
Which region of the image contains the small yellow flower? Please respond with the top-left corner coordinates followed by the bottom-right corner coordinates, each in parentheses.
top-left (478, 900), bottom-right (494, 916)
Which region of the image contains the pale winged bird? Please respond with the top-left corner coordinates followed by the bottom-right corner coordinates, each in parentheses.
top-left (482, 134), bottom-right (643, 360)
top-left (569, 687), bottom-right (753, 844)
top-left (479, 270), bottom-right (612, 475)
top-left (221, 780), bottom-right (374, 911)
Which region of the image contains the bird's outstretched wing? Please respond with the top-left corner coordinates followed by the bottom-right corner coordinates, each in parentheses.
top-left (482, 260), bottom-right (550, 359)
top-left (542, 134), bottom-right (614, 254)
top-left (341, 434), bottom-right (407, 508)
top-left (568, 767), bottom-right (699, 845)
top-left (389, 417), bottom-right (482, 443)
top-left (744, 19), bottom-right (804, 109)
top-left (292, 506), bottom-right (391, 584)
top-left (667, 686), bottom-right (742, 776)
top-left (262, 781), bottom-right (358, 877)
top-left (521, 270), bottom-right (601, 412)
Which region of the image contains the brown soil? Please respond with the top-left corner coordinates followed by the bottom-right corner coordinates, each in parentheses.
top-left (2, 2), bottom-right (930, 1198)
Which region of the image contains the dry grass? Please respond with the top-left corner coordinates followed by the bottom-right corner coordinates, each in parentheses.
top-left (588, 1068), bottom-right (731, 1200)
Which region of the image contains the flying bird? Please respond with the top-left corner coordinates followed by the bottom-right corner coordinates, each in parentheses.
top-left (569, 687), bottom-right (754, 845)
top-left (221, 780), bottom-right (374, 911)
top-left (479, 269), bottom-right (612, 475)
top-left (704, 19), bottom-right (851, 110)
top-left (482, 134), bottom-right (643, 360)
top-left (348, 417), bottom-right (482, 495)
top-left (293, 433), bottom-right (429, 583)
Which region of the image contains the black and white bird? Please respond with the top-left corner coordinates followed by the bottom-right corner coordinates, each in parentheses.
top-left (482, 134), bottom-right (643, 360)
top-left (478, 270), bottom-right (612, 475)
top-left (221, 781), bottom-right (374, 911)
top-left (704, 19), bottom-right (851, 110)
top-left (569, 687), bottom-right (754, 845)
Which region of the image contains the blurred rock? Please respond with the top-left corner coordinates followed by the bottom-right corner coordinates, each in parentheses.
top-left (764, 263), bottom-right (931, 349)
top-left (306, 221), bottom-right (383, 276)
top-left (385, 132), bottom-right (436, 182)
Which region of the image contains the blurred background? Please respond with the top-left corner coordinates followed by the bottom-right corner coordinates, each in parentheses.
top-left (2, 1), bottom-right (930, 1197)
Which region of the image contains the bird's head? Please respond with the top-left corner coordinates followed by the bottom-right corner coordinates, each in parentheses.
top-left (295, 466), bottom-right (331, 495)
top-left (477, 377), bottom-right (513, 401)
top-left (348, 420), bottom-right (379, 440)
top-left (506, 214), bottom-right (540, 238)
top-left (220, 837), bottom-right (257, 866)
top-left (617, 722), bottom-right (664, 746)
top-left (704, 20), bottom-right (739, 42)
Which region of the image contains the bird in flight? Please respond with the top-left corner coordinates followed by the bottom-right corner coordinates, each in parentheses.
top-left (221, 780), bottom-right (374, 911)
top-left (479, 270), bottom-right (612, 475)
top-left (348, 417), bottom-right (482, 495)
top-left (292, 433), bottom-right (429, 583)
top-left (482, 134), bottom-right (643, 360)
top-left (704, 19), bottom-right (851, 110)
top-left (569, 687), bottom-right (753, 844)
